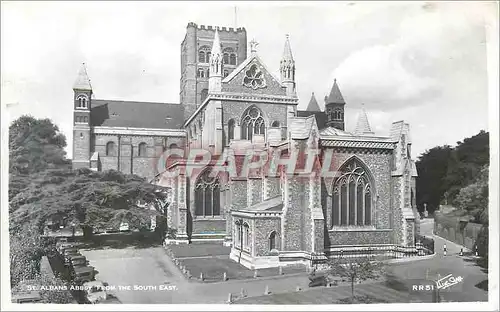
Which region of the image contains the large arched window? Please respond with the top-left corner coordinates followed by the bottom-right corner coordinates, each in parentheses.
top-left (332, 159), bottom-right (373, 227)
top-left (241, 106), bottom-right (265, 141)
top-left (269, 231), bottom-right (277, 250)
top-left (138, 142), bottom-right (147, 157)
top-left (106, 142), bottom-right (116, 156)
top-left (230, 53), bottom-right (237, 65)
top-left (194, 169), bottom-right (221, 217)
top-left (227, 119), bottom-right (235, 143)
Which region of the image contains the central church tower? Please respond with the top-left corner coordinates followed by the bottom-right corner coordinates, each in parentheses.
top-left (180, 22), bottom-right (247, 122)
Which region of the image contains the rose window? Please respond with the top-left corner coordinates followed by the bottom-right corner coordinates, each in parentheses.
top-left (243, 64), bottom-right (267, 90)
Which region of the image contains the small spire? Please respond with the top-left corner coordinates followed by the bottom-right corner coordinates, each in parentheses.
top-left (306, 92), bottom-right (321, 112)
top-left (354, 104), bottom-right (374, 135)
top-left (326, 79), bottom-right (345, 104)
top-left (282, 34), bottom-right (293, 61)
top-left (211, 27), bottom-right (222, 56)
top-left (73, 63), bottom-right (92, 90)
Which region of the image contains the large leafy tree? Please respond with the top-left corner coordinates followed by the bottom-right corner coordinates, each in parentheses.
top-left (416, 130), bottom-right (489, 214)
top-left (415, 146), bottom-right (452, 212)
top-left (8, 116), bottom-right (170, 298)
top-left (9, 115), bottom-right (69, 175)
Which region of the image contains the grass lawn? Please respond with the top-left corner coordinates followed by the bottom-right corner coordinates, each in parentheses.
top-left (168, 243), bottom-right (230, 258)
top-left (234, 282), bottom-right (411, 304)
top-left (179, 257), bottom-right (306, 282)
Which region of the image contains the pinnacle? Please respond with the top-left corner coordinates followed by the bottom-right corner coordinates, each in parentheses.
top-left (73, 63), bottom-right (92, 90)
top-left (211, 28), bottom-right (222, 56)
top-left (326, 79), bottom-right (345, 104)
top-left (282, 34), bottom-right (294, 61)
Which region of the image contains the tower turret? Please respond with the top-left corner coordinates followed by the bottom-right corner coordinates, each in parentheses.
top-left (208, 28), bottom-right (223, 93)
top-left (72, 63), bottom-right (92, 169)
top-left (280, 35), bottom-right (296, 96)
top-left (325, 79), bottom-right (346, 130)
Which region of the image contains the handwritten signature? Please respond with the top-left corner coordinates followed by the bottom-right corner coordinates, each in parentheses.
top-left (436, 274), bottom-right (463, 290)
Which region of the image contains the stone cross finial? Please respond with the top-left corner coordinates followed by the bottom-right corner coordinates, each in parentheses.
top-left (250, 39), bottom-right (259, 52)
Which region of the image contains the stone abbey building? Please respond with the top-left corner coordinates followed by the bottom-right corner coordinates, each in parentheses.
top-left (72, 22), bottom-right (420, 269)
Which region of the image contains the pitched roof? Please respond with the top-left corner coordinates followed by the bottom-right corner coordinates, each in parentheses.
top-left (326, 79), bottom-right (345, 104)
top-left (354, 107), bottom-right (374, 135)
top-left (73, 63), bottom-right (92, 90)
top-left (296, 110), bottom-right (327, 129)
top-left (305, 92), bottom-right (321, 112)
top-left (319, 126), bottom-right (353, 136)
top-left (90, 99), bottom-right (184, 129)
top-left (289, 115), bottom-right (317, 139)
top-left (222, 51), bottom-right (284, 89)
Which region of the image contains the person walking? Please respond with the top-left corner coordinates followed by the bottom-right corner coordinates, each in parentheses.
top-left (443, 243), bottom-right (447, 256)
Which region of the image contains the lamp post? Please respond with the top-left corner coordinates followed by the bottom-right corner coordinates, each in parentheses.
top-left (71, 222), bottom-right (76, 238)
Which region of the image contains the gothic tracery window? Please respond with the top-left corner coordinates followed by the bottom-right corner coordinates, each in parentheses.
top-left (194, 169), bottom-right (221, 217)
top-left (332, 159), bottom-right (373, 227)
top-left (243, 64), bottom-right (266, 90)
top-left (241, 106), bottom-right (265, 141)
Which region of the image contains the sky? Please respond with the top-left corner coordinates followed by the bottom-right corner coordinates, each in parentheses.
top-left (1, 1), bottom-right (497, 159)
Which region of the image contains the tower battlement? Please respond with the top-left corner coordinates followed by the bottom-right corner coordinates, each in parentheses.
top-left (187, 22), bottom-right (245, 33)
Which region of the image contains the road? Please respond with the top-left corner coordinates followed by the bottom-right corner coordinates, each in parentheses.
top-left (81, 218), bottom-right (487, 304)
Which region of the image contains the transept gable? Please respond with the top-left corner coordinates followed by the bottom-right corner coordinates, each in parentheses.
top-left (222, 55), bottom-right (287, 96)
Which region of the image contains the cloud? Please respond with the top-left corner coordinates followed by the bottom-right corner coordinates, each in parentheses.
top-left (329, 2), bottom-right (488, 111)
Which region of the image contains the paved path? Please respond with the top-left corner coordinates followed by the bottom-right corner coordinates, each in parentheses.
top-left (80, 219), bottom-right (487, 304)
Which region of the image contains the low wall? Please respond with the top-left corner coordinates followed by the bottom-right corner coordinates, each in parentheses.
top-left (434, 212), bottom-right (482, 250)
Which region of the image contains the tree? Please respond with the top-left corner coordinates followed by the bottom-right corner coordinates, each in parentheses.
top-left (416, 146), bottom-right (452, 212)
top-left (326, 257), bottom-right (385, 300)
top-left (9, 115), bottom-right (69, 175)
top-left (454, 165), bottom-right (488, 224)
top-left (10, 168), bottom-right (170, 236)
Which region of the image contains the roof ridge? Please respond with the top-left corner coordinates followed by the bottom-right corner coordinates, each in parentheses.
top-left (93, 99), bottom-right (181, 105)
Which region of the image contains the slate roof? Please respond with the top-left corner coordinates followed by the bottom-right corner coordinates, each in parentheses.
top-left (90, 99), bottom-right (184, 129)
top-left (319, 127), bottom-right (353, 136)
top-left (248, 195), bottom-right (283, 211)
top-left (354, 107), bottom-right (374, 135)
top-left (321, 140), bottom-right (395, 149)
top-left (326, 79), bottom-right (345, 104)
top-left (73, 63), bottom-right (92, 90)
top-left (305, 92), bottom-right (321, 112)
top-left (289, 115), bottom-right (316, 139)
top-left (296, 110), bottom-right (328, 129)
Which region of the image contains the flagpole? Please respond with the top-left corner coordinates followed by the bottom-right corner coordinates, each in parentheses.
top-left (234, 6), bottom-right (237, 28)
